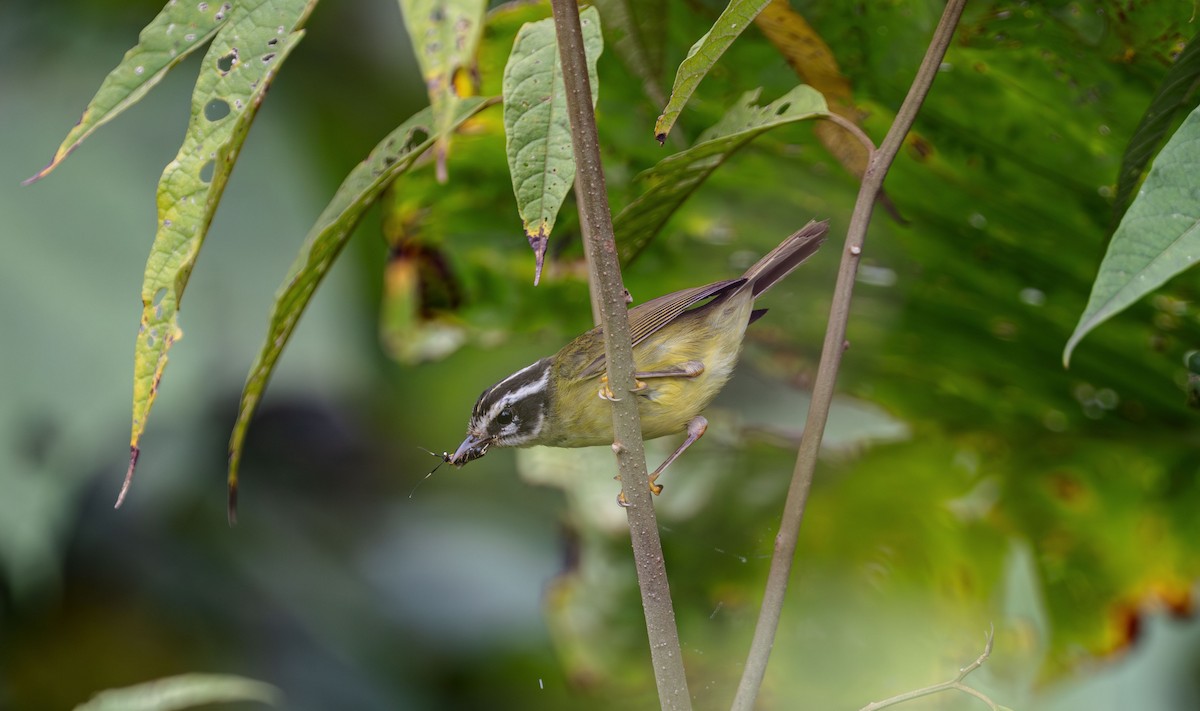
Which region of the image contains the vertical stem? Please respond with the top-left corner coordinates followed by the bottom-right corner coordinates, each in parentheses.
top-left (730, 2), bottom-right (967, 709)
top-left (549, 1), bottom-right (693, 708)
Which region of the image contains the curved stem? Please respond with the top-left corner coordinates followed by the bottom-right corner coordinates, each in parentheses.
top-left (730, 2), bottom-right (968, 709)
top-left (820, 111), bottom-right (878, 159)
top-left (549, 1), bottom-right (692, 708)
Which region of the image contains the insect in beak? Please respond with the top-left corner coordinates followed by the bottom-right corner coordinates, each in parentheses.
top-left (410, 447), bottom-right (452, 498)
top-left (449, 433), bottom-right (491, 466)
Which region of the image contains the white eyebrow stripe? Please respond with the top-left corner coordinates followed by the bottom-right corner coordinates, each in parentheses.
top-left (484, 365), bottom-right (550, 423)
top-left (493, 358), bottom-right (548, 392)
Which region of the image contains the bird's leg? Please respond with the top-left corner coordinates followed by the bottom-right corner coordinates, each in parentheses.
top-left (648, 415), bottom-right (708, 494)
top-left (597, 360), bottom-right (706, 400)
top-left (615, 415), bottom-right (708, 506)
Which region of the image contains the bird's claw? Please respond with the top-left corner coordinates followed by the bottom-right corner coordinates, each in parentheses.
top-left (598, 384), bottom-right (621, 401)
top-left (615, 478), bottom-right (664, 507)
top-left (598, 374), bottom-right (647, 400)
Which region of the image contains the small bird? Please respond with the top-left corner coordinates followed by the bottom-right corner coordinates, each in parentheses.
top-left (448, 220), bottom-right (828, 496)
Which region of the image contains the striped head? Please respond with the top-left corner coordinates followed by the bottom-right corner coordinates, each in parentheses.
top-left (450, 357), bottom-right (553, 465)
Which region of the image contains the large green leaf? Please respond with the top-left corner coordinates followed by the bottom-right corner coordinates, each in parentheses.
top-left (398, 0), bottom-right (488, 182)
top-left (72, 674), bottom-right (279, 711)
top-left (1113, 30), bottom-right (1200, 221)
top-left (24, 1), bottom-right (230, 184)
top-left (502, 6), bottom-right (602, 285)
top-left (653, 0), bottom-right (772, 143)
top-left (615, 85), bottom-right (827, 263)
top-left (120, 0), bottom-right (316, 508)
top-left (1064, 105), bottom-right (1200, 366)
top-left (227, 97), bottom-right (493, 519)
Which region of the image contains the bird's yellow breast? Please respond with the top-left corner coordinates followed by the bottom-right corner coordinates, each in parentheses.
top-left (537, 291), bottom-right (753, 448)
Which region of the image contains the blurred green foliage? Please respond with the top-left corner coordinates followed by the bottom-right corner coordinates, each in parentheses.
top-left (4, 1), bottom-right (1200, 710)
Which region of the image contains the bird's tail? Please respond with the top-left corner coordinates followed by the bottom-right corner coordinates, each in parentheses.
top-left (742, 220), bottom-right (829, 298)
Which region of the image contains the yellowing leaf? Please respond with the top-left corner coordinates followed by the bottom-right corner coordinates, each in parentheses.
top-left (378, 192), bottom-right (468, 363)
top-left (502, 6), bottom-right (603, 284)
top-left (398, 0), bottom-right (487, 182)
top-left (754, 0), bottom-right (868, 180)
top-left (120, 0), bottom-right (316, 508)
top-left (25, 1), bottom-right (230, 184)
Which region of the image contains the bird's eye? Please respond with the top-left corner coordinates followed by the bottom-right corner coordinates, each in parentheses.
top-left (497, 408), bottom-right (515, 425)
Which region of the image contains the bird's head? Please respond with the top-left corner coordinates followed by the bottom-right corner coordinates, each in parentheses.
top-left (450, 357), bottom-right (553, 465)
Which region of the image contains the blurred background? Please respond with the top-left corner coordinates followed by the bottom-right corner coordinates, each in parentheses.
top-left (2, 1), bottom-right (1199, 709)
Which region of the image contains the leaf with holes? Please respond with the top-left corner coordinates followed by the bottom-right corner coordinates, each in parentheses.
top-left (227, 97), bottom-right (493, 520)
top-left (398, 0), bottom-right (487, 182)
top-left (616, 85), bottom-right (827, 263)
top-left (1065, 105), bottom-right (1200, 366)
top-left (594, 0), bottom-right (666, 107)
top-left (502, 6), bottom-right (602, 285)
top-left (25, 1), bottom-right (232, 184)
top-left (1113, 30), bottom-right (1200, 222)
top-left (654, 0), bottom-right (772, 143)
top-left (121, 0), bottom-right (317, 508)
top-left (72, 673), bottom-right (280, 711)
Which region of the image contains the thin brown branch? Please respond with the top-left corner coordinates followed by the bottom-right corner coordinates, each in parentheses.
top-left (820, 111), bottom-right (878, 159)
top-left (549, 1), bottom-right (692, 708)
top-left (730, 2), bottom-right (968, 709)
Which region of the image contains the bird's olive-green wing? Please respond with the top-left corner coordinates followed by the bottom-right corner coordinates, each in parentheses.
top-left (576, 278), bottom-right (745, 380)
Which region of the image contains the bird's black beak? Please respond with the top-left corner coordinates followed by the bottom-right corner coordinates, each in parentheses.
top-left (450, 433), bottom-right (491, 466)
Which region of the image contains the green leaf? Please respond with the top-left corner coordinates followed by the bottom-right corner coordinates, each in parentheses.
top-left (120, 0), bottom-right (316, 508)
top-left (1064, 105), bottom-right (1200, 366)
top-left (502, 5), bottom-right (602, 285)
top-left (24, 1), bottom-right (231, 184)
top-left (653, 0), bottom-right (772, 143)
top-left (594, 0), bottom-right (667, 106)
top-left (227, 97), bottom-right (493, 518)
top-left (398, 0), bottom-right (488, 182)
top-left (616, 85), bottom-right (827, 263)
top-left (72, 674), bottom-right (280, 711)
top-left (1113, 31), bottom-right (1200, 221)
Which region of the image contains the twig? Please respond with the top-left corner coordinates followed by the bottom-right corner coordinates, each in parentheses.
top-left (730, 2), bottom-right (968, 709)
top-left (859, 628), bottom-right (1004, 711)
top-left (820, 112), bottom-right (877, 159)
top-left (549, 1), bottom-right (693, 709)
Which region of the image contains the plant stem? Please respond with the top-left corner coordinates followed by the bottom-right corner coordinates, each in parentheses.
top-left (730, 2), bottom-right (967, 709)
top-left (549, 1), bottom-right (692, 708)
top-left (858, 629), bottom-right (1001, 711)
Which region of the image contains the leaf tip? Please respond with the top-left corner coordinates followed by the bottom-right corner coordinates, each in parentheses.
top-left (528, 229), bottom-right (548, 285)
top-left (115, 445), bottom-right (140, 509)
top-left (227, 479), bottom-right (239, 527)
top-left (22, 161), bottom-right (56, 186)
top-left (653, 113), bottom-right (670, 145)
top-left (228, 450), bottom-right (240, 526)
top-left (1062, 338), bottom-right (1078, 369)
